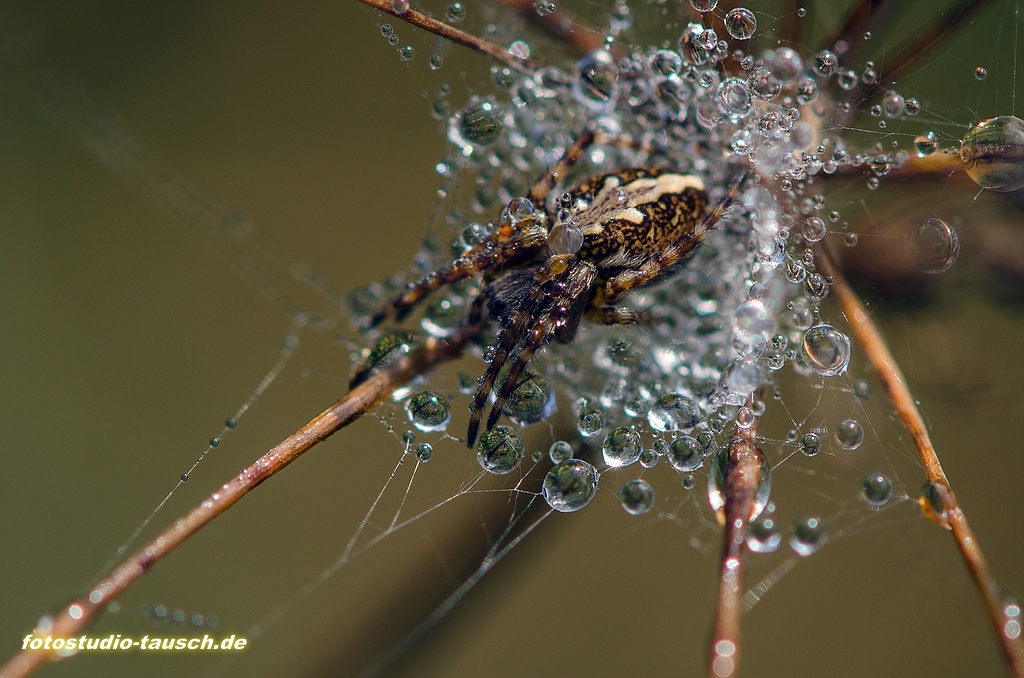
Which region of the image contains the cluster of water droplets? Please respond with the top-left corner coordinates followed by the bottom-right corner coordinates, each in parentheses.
top-left (348, 1), bottom-right (1024, 554)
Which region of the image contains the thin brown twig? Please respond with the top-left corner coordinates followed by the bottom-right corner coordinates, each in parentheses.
top-left (816, 244), bottom-right (1024, 677)
top-left (0, 329), bottom-right (472, 678)
top-left (356, 0), bottom-right (540, 71)
top-left (707, 403), bottom-right (763, 678)
top-left (498, 0), bottom-right (612, 59)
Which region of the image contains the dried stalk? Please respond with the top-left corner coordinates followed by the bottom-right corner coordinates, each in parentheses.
top-left (499, 0), bottom-right (609, 58)
top-left (707, 406), bottom-right (763, 678)
top-left (816, 244), bottom-right (1024, 677)
top-left (355, 0), bottom-right (540, 71)
top-left (0, 329), bottom-right (471, 678)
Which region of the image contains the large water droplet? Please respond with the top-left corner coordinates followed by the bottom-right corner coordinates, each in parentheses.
top-left (716, 77), bottom-right (752, 121)
top-left (503, 371), bottom-right (556, 424)
top-left (667, 435), bottom-right (704, 472)
top-left (799, 432), bottom-right (821, 456)
top-left (476, 425), bottom-right (524, 474)
top-left (861, 473), bottom-right (894, 506)
top-left (834, 419), bottom-right (864, 450)
top-left (602, 426), bottom-right (643, 467)
top-left (960, 115), bottom-right (1024, 192)
top-left (914, 131), bottom-right (939, 156)
top-left (708, 442), bottom-right (771, 522)
top-left (577, 408), bottom-right (606, 437)
top-left (573, 50), bottom-right (619, 112)
top-left (447, 98), bottom-right (503, 151)
top-left (724, 7), bottom-right (756, 39)
top-left (906, 218), bottom-right (959, 274)
top-left (543, 459), bottom-right (600, 512)
top-left (415, 443), bottom-right (433, 462)
top-left (647, 394), bottom-right (702, 432)
top-left (619, 479), bottom-right (655, 515)
top-left (747, 517), bottom-right (781, 553)
top-left (801, 324), bottom-right (851, 376)
top-left (405, 391), bottom-right (451, 432)
top-left (352, 330), bottom-right (419, 385)
top-left (790, 516), bottom-right (827, 555)
top-left (549, 440), bottom-right (573, 464)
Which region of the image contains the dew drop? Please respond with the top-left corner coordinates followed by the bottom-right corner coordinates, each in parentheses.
top-left (405, 391), bottom-right (451, 432)
top-left (577, 408), bottom-right (606, 437)
top-left (548, 223), bottom-right (584, 254)
top-left (667, 435), bottom-right (704, 473)
top-left (415, 443), bottom-right (433, 463)
top-left (801, 324), bottom-right (851, 376)
top-left (834, 419), bottom-right (864, 450)
top-left (647, 394), bottom-right (702, 432)
top-left (861, 473), bottom-right (894, 506)
top-left (445, 2), bottom-right (465, 22)
top-left (391, 0), bottom-right (409, 13)
top-left (790, 516), bottom-right (827, 555)
top-left (689, 0), bottom-right (717, 11)
top-left (504, 371), bottom-right (556, 425)
top-left (906, 218), bottom-right (959, 274)
top-left (918, 481), bottom-right (951, 528)
top-left (708, 442), bottom-right (772, 522)
top-left (648, 49), bottom-right (683, 76)
top-left (960, 116), bottom-right (1024, 192)
top-left (476, 425), bottom-right (524, 474)
top-left (543, 459), bottom-right (599, 512)
top-left (716, 77), bottom-right (752, 121)
top-left (448, 98), bottom-right (503, 150)
top-left (724, 8), bottom-right (756, 40)
top-left (619, 479), bottom-right (655, 515)
top-left (573, 50), bottom-right (619, 112)
top-left (549, 440), bottom-right (574, 464)
top-left (747, 517), bottom-right (781, 553)
top-left (681, 474), bottom-right (696, 490)
top-left (798, 432), bottom-right (821, 457)
top-left (975, 66), bottom-right (988, 80)
top-left (914, 131), bottom-right (938, 156)
top-left (602, 426), bottom-right (643, 467)
top-left (353, 330), bottom-right (419, 385)
top-left (639, 449), bottom-right (658, 468)
top-left (812, 50), bottom-right (837, 77)
top-left (397, 45), bottom-right (415, 61)
top-left (802, 216), bottom-right (827, 242)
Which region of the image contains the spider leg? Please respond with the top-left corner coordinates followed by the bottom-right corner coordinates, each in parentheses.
top-left (370, 225), bottom-right (547, 326)
top-left (527, 128), bottom-right (663, 207)
top-left (482, 260), bottom-right (598, 438)
top-left (603, 171), bottom-right (748, 303)
top-left (466, 257), bottom-right (571, 446)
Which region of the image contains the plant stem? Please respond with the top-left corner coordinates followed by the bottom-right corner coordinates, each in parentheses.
top-left (498, 0), bottom-right (608, 57)
top-left (0, 329), bottom-right (471, 678)
top-left (355, 0), bottom-right (540, 70)
top-left (707, 407), bottom-right (763, 678)
top-left (816, 243), bottom-right (1024, 677)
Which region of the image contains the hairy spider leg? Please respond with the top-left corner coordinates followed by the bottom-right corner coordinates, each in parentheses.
top-left (527, 128), bottom-right (663, 207)
top-left (465, 256), bottom-right (572, 446)
top-left (483, 260), bottom-right (600, 436)
top-left (603, 171), bottom-right (748, 302)
top-left (370, 225), bottom-right (548, 326)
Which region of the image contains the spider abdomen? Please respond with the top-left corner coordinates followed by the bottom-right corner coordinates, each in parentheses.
top-left (568, 168), bottom-right (709, 274)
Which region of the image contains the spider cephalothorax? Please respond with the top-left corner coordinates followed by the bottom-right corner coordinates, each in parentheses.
top-left (363, 131), bottom-right (744, 447)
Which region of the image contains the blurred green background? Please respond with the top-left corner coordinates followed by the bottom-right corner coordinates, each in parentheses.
top-left (1, 1), bottom-right (1023, 677)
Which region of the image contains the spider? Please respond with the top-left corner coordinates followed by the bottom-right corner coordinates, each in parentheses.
top-left (360, 127), bottom-right (746, 447)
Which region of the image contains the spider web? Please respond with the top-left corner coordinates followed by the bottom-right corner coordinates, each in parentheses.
top-left (2, 1), bottom-right (1023, 677)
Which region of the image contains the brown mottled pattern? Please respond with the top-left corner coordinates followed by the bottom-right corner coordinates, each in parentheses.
top-left (568, 168), bottom-right (709, 273)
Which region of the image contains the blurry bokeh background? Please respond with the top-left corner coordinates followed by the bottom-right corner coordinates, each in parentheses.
top-left (2, 2), bottom-right (1023, 677)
